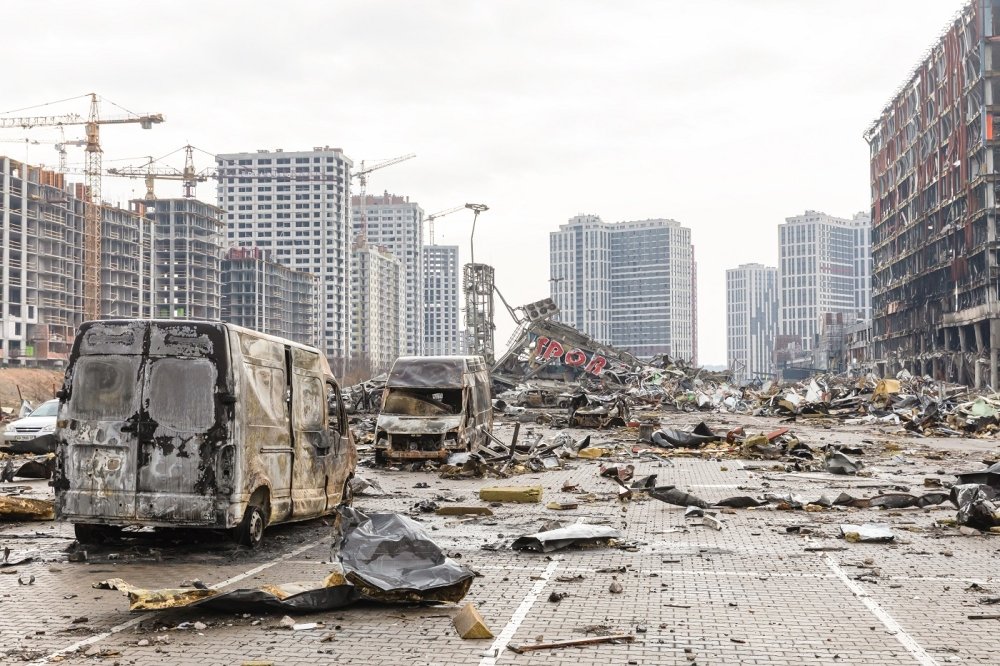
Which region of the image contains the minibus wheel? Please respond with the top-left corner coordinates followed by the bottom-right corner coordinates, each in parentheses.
top-left (234, 504), bottom-right (266, 548)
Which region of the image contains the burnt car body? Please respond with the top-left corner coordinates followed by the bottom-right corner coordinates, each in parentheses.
top-left (375, 356), bottom-right (492, 462)
top-left (53, 320), bottom-right (357, 547)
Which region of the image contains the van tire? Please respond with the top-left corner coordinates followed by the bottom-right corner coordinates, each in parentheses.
top-left (234, 504), bottom-right (266, 548)
top-left (74, 523), bottom-right (121, 544)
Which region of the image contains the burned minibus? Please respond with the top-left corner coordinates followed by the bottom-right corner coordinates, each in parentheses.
top-left (374, 356), bottom-right (492, 463)
top-left (53, 320), bottom-right (357, 547)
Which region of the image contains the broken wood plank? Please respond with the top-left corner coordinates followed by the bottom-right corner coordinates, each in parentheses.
top-left (508, 634), bottom-right (635, 653)
top-left (435, 506), bottom-right (494, 516)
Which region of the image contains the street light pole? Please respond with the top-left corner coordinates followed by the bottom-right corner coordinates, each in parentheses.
top-left (463, 204), bottom-right (489, 357)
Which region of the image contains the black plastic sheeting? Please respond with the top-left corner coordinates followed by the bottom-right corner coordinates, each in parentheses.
top-left (650, 422), bottom-right (721, 449)
top-left (951, 483), bottom-right (1000, 529)
top-left (0, 456), bottom-right (54, 483)
top-left (100, 507), bottom-right (476, 613)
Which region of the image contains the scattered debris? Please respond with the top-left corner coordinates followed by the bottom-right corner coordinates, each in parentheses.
top-left (512, 524), bottom-right (623, 553)
top-left (0, 495), bottom-right (54, 521)
top-left (452, 603), bottom-right (493, 639)
top-left (840, 524), bottom-right (895, 543)
top-left (95, 507), bottom-right (475, 612)
top-left (479, 486), bottom-right (542, 503)
top-left (508, 634), bottom-right (635, 653)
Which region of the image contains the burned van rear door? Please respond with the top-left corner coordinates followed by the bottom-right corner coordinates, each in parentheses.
top-left (133, 324), bottom-right (228, 523)
top-left (290, 347), bottom-right (334, 517)
top-left (62, 352), bottom-right (143, 520)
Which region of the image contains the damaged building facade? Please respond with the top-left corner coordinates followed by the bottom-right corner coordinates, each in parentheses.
top-left (867, 0), bottom-right (1000, 387)
top-left (549, 215), bottom-right (696, 361)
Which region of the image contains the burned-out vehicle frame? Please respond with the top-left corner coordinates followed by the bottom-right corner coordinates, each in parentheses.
top-left (53, 320), bottom-right (357, 547)
top-left (374, 356), bottom-right (493, 463)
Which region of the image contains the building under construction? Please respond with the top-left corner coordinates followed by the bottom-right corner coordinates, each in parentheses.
top-left (102, 203), bottom-right (155, 319)
top-left (867, 0), bottom-right (1000, 388)
top-left (221, 246), bottom-right (317, 347)
top-left (145, 198), bottom-right (224, 320)
top-left (0, 158), bottom-right (160, 365)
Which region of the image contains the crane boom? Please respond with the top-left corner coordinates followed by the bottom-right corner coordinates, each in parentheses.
top-left (351, 153), bottom-right (416, 242)
top-left (425, 205), bottom-right (466, 245)
top-left (0, 93), bottom-right (163, 319)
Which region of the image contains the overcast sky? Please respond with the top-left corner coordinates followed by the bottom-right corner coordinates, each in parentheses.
top-left (2, 0), bottom-right (969, 364)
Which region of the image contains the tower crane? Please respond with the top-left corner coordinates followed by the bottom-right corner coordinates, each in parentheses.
top-left (352, 153), bottom-right (416, 242)
top-left (0, 134), bottom-right (87, 172)
top-left (107, 145), bottom-right (207, 199)
top-left (425, 205), bottom-right (466, 245)
top-left (0, 93), bottom-right (163, 320)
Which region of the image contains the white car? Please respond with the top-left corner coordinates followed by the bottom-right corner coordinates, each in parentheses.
top-left (2, 399), bottom-right (60, 454)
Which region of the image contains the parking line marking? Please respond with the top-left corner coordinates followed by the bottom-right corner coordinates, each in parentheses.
top-left (824, 555), bottom-right (938, 666)
top-left (31, 537), bottom-right (329, 664)
top-left (479, 557), bottom-right (560, 666)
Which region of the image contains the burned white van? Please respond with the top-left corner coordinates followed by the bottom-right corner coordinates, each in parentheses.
top-left (53, 320), bottom-right (357, 547)
top-left (374, 356), bottom-right (492, 463)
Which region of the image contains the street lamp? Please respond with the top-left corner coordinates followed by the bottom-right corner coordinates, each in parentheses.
top-left (463, 203), bottom-right (489, 358)
top-left (464, 203), bottom-right (488, 268)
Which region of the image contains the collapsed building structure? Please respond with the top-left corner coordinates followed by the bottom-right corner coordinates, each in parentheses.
top-left (866, 0), bottom-right (1000, 388)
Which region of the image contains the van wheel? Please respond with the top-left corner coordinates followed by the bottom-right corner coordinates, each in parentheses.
top-left (74, 523), bottom-right (121, 544)
top-left (234, 504), bottom-right (266, 548)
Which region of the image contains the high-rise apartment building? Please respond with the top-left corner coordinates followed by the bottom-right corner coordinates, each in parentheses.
top-left (221, 246), bottom-right (317, 346)
top-left (217, 147), bottom-right (353, 371)
top-left (351, 242), bottom-right (403, 373)
top-left (549, 214), bottom-right (696, 360)
top-left (351, 192), bottom-right (423, 355)
top-left (423, 244), bottom-right (462, 355)
top-left (147, 198), bottom-right (224, 321)
top-left (866, 0), bottom-right (1000, 387)
top-left (777, 210), bottom-right (871, 352)
top-left (726, 263), bottom-right (778, 383)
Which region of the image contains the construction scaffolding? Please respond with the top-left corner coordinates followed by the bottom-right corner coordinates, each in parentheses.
top-left (463, 262), bottom-right (495, 364)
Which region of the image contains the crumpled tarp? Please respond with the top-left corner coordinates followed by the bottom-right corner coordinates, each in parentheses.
top-left (0, 455), bottom-right (54, 482)
top-left (97, 507), bottom-right (476, 612)
top-left (511, 523), bottom-right (623, 553)
top-left (951, 483), bottom-right (1000, 529)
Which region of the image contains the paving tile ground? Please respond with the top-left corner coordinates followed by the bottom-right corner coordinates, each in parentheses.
top-left (2, 411), bottom-right (999, 665)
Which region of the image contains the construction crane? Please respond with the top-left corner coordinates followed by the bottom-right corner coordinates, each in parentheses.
top-left (0, 134), bottom-right (87, 172)
top-left (107, 145), bottom-right (206, 199)
top-left (425, 205), bottom-right (466, 245)
top-left (0, 93), bottom-right (163, 320)
top-left (352, 153), bottom-right (416, 242)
